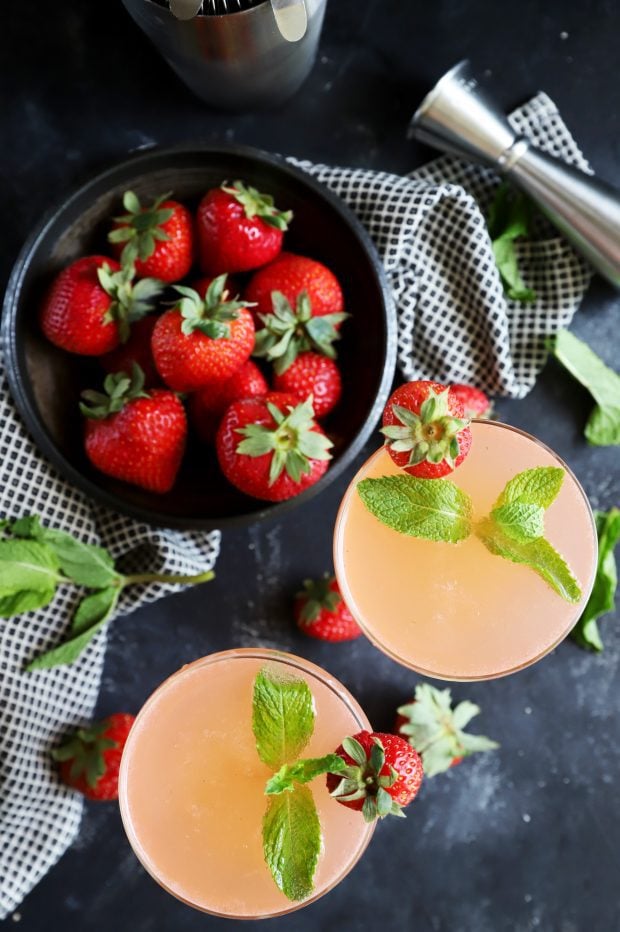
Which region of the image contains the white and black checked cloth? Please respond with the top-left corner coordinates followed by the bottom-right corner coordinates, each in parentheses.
top-left (0, 93), bottom-right (591, 918)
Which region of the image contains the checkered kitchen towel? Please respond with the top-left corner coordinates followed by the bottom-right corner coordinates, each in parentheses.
top-left (0, 92), bottom-right (591, 918)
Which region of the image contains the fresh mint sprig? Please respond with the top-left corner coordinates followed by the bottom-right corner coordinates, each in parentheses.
top-left (549, 329), bottom-right (620, 446)
top-left (253, 667), bottom-right (324, 903)
top-left (475, 466), bottom-right (582, 603)
top-left (357, 466), bottom-right (582, 604)
top-left (486, 182), bottom-right (537, 303)
top-left (0, 515), bottom-right (214, 670)
top-left (571, 508), bottom-right (620, 651)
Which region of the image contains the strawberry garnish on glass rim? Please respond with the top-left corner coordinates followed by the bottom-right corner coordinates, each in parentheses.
top-left (236, 395), bottom-right (333, 486)
top-left (381, 381), bottom-right (472, 478)
top-left (253, 290), bottom-right (347, 374)
top-left (326, 731), bottom-right (423, 823)
top-left (295, 573), bottom-right (362, 642)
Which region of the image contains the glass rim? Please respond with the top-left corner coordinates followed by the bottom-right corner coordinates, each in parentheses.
top-left (119, 648), bottom-right (375, 920)
top-left (333, 418), bottom-right (599, 682)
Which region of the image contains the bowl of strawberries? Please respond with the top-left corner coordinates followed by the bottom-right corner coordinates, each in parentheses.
top-left (3, 145), bottom-right (396, 529)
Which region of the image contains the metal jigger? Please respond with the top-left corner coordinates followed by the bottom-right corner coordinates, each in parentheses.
top-left (410, 61), bottom-right (620, 288)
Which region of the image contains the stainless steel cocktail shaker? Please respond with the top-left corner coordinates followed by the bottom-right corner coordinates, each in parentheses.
top-left (410, 61), bottom-right (620, 288)
top-left (121, 0), bottom-right (326, 110)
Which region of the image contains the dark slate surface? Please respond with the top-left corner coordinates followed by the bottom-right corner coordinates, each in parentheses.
top-left (2, 1), bottom-right (619, 930)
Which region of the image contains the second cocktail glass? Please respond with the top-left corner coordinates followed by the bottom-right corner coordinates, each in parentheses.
top-left (334, 420), bottom-right (598, 681)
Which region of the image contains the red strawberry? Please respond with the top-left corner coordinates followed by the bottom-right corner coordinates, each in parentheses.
top-left (40, 256), bottom-right (163, 355)
top-left (381, 380), bottom-right (472, 478)
top-left (196, 181), bottom-right (292, 275)
top-left (326, 731), bottom-right (423, 822)
top-left (151, 276), bottom-right (255, 392)
top-left (109, 190), bottom-right (193, 283)
top-left (190, 360), bottom-right (268, 444)
top-left (100, 315), bottom-right (160, 385)
top-left (253, 289), bottom-right (347, 376)
top-left (294, 574), bottom-right (361, 641)
top-left (395, 683), bottom-right (498, 777)
top-left (81, 364), bottom-right (187, 493)
top-left (450, 383), bottom-right (493, 419)
top-left (245, 252), bottom-right (344, 324)
top-left (216, 393), bottom-right (332, 502)
top-left (273, 352), bottom-right (342, 418)
top-left (51, 713), bottom-right (135, 801)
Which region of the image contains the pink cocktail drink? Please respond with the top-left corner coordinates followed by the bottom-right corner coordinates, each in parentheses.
top-left (334, 420), bottom-right (598, 680)
top-left (119, 649), bottom-right (374, 918)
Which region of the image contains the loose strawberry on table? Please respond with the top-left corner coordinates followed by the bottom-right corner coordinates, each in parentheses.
top-left (100, 315), bottom-right (161, 385)
top-left (245, 252), bottom-right (344, 324)
top-left (40, 256), bottom-right (163, 355)
top-left (395, 683), bottom-right (499, 777)
top-left (196, 181), bottom-right (292, 276)
top-left (216, 393), bottom-right (332, 501)
top-left (326, 731), bottom-right (423, 822)
top-left (294, 573), bottom-right (361, 641)
top-left (450, 383), bottom-right (493, 419)
top-left (151, 275), bottom-right (255, 392)
top-left (381, 380), bottom-right (472, 478)
top-left (108, 190), bottom-right (194, 283)
top-left (81, 364), bottom-right (187, 493)
top-left (273, 352), bottom-right (342, 419)
top-left (51, 713), bottom-right (135, 801)
top-left (190, 360), bottom-right (268, 443)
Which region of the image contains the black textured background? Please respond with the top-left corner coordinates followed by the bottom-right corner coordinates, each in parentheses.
top-left (2, 2), bottom-right (620, 930)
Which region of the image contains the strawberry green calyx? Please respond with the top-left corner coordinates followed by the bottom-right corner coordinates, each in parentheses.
top-left (328, 736), bottom-right (404, 823)
top-left (80, 363), bottom-right (150, 420)
top-left (108, 190), bottom-right (174, 266)
top-left (297, 574), bottom-right (341, 623)
top-left (174, 277), bottom-right (248, 339)
top-left (222, 180), bottom-right (293, 231)
top-left (253, 290), bottom-right (347, 375)
top-left (397, 683), bottom-right (499, 777)
top-left (381, 387), bottom-right (470, 468)
top-left (51, 719), bottom-right (117, 788)
top-left (97, 263), bottom-right (164, 342)
top-left (236, 396), bottom-right (333, 485)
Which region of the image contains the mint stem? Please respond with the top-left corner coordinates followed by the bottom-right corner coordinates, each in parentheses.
top-left (122, 569), bottom-right (215, 587)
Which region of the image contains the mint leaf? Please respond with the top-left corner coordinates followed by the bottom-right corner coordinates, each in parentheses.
top-left (265, 754), bottom-right (346, 795)
top-left (252, 668), bottom-right (315, 769)
top-left (39, 529), bottom-right (119, 589)
top-left (357, 475), bottom-right (472, 543)
top-left (486, 183), bottom-right (537, 303)
top-left (476, 518), bottom-right (582, 603)
top-left (550, 330), bottom-right (620, 446)
top-left (262, 784), bottom-right (321, 902)
top-left (571, 508), bottom-right (620, 652)
top-left (494, 466), bottom-right (565, 510)
top-left (491, 503), bottom-right (545, 542)
top-left (0, 539), bottom-right (60, 617)
top-left (26, 587), bottom-right (119, 672)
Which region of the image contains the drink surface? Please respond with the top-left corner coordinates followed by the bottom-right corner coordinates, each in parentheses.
top-left (334, 420), bottom-right (597, 680)
top-left (119, 650), bottom-right (373, 918)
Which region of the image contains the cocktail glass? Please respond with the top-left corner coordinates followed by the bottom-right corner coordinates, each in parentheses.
top-left (119, 648), bottom-right (374, 918)
top-left (334, 420), bottom-right (598, 681)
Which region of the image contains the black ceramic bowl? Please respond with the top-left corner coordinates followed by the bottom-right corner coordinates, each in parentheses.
top-left (2, 145), bottom-right (396, 530)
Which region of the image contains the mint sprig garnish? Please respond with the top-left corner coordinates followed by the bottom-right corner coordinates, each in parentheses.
top-left (253, 667), bottom-right (326, 902)
top-left (357, 475), bottom-right (472, 543)
top-left (571, 508), bottom-right (620, 651)
top-left (476, 466), bottom-right (582, 603)
top-left (357, 465), bottom-right (582, 603)
top-left (265, 755), bottom-right (346, 795)
top-left (549, 329), bottom-right (620, 446)
top-left (0, 515), bottom-right (214, 670)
